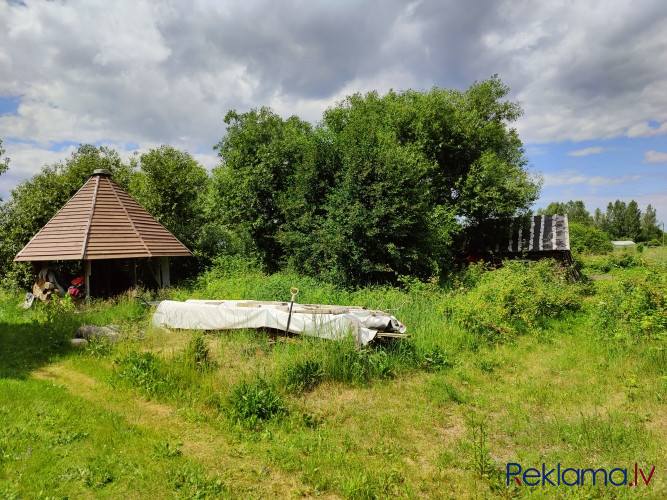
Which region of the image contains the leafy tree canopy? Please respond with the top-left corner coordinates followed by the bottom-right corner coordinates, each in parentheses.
top-left (538, 200), bottom-right (592, 225)
top-left (130, 145), bottom-right (208, 251)
top-left (0, 137), bottom-right (9, 179)
top-left (213, 77), bottom-right (540, 285)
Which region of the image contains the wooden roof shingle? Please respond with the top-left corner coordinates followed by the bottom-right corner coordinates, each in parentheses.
top-left (14, 170), bottom-right (193, 261)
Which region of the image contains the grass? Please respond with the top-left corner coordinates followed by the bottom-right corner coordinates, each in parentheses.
top-left (1, 247), bottom-right (666, 498)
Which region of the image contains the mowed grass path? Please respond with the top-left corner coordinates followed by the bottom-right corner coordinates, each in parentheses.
top-left (1, 249), bottom-right (666, 498)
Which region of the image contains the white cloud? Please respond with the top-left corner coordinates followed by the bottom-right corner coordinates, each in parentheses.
top-left (1, 0), bottom-right (667, 202)
top-left (567, 147), bottom-right (610, 157)
top-left (627, 121), bottom-right (667, 138)
top-left (643, 150), bottom-right (667, 164)
top-left (543, 171), bottom-right (644, 188)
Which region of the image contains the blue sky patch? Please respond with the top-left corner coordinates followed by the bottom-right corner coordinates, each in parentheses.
top-left (0, 96), bottom-right (21, 116)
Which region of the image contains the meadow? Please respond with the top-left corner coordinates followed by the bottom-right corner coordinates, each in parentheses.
top-left (1, 247), bottom-right (665, 499)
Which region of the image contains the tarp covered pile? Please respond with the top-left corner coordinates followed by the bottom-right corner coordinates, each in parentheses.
top-left (152, 300), bottom-right (407, 345)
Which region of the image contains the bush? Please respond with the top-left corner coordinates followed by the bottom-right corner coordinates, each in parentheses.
top-left (114, 351), bottom-right (170, 398)
top-left (226, 377), bottom-right (286, 427)
top-left (569, 221), bottom-right (613, 254)
top-left (582, 252), bottom-right (646, 273)
top-left (447, 260), bottom-right (583, 341)
top-left (593, 273), bottom-right (666, 341)
top-left (283, 359), bottom-right (324, 394)
top-left (184, 332), bottom-right (213, 371)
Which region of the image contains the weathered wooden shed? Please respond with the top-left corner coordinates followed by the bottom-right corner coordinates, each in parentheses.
top-left (14, 169), bottom-right (192, 297)
top-left (461, 214), bottom-right (574, 267)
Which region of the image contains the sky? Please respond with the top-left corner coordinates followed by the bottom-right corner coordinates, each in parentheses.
top-left (1, 0), bottom-right (666, 224)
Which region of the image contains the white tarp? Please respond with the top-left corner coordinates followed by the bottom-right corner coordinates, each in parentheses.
top-left (152, 300), bottom-right (407, 345)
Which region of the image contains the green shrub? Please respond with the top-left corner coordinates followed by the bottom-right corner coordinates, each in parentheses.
top-left (593, 273), bottom-right (666, 340)
top-left (226, 377), bottom-right (286, 427)
top-left (448, 260), bottom-right (583, 341)
top-left (185, 332), bottom-right (213, 371)
top-left (114, 351), bottom-right (170, 398)
top-left (420, 345), bottom-right (455, 371)
top-left (569, 221), bottom-right (613, 254)
top-left (611, 252), bottom-right (644, 269)
top-left (283, 359), bottom-right (324, 394)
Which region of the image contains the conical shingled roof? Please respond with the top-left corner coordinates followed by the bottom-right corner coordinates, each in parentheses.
top-left (14, 170), bottom-right (193, 261)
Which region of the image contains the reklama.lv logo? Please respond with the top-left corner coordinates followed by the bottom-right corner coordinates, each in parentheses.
top-left (507, 463), bottom-right (655, 487)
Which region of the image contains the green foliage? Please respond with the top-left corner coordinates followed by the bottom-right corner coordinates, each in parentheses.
top-left (1, 249), bottom-right (667, 498)
top-left (130, 145), bottom-right (210, 277)
top-left (226, 377), bottom-right (286, 427)
top-left (114, 351), bottom-right (170, 398)
top-left (420, 345), bottom-right (455, 371)
top-left (582, 252), bottom-right (646, 274)
top-left (593, 272), bottom-right (666, 341)
top-left (0, 137), bottom-right (9, 183)
top-left (448, 260), bottom-right (583, 341)
top-left (538, 199), bottom-right (592, 225)
top-left (169, 464), bottom-right (229, 498)
top-left (428, 377), bottom-right (468, 405)
top-left (213, 108), bottom-right (314, 271)
top-left (568, 221), bottom-right (613, 254)
top-left (152, 440), bottom-right (183, 458)
top-left (596, 198), bottom-right (645, 240)
top-left (283, 359), bottom-right (324, 394)
top-left (213, 77), bottom-right (539, 286)
top-left (185, 332), bottom-right (213, 371)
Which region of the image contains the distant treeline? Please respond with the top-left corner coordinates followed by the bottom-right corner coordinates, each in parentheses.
top-left (538, 200), bottom-right (662, 243)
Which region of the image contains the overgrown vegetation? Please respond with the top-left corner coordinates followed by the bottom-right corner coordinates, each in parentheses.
top-left (448, 259), bottom-right (583, 341)
top-left (1, 76), bottom-right (546, 289)
top-left (1, 247), bottom-right (665, 498)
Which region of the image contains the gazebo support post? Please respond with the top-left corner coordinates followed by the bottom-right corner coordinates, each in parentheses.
top-left (84, 259), bottom-right (91, 302)
top-left (159, 257), bottom-right (170, 288)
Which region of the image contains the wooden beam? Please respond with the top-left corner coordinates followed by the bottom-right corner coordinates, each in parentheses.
top-left (159, 256), bottom-right (170, 288)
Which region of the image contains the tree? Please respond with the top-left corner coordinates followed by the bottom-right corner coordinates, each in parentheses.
top-left (0, 138), bottom-right (10, 204)
top-left (568, 221), bottom-right (613, 254)
top-left (212, 108), bottom-right (314, 271)
top-left (623, 200), bottom-right (641, 241)
top-left (130, 146), bottom-right (209, 252)
top-left (538, 202), bottom-right (566, 216)
top-left (593, 208), bottom-right (606, 230)
top-left (604, 200), bottom-right (627, 238)
top-left (129, 146), bottom-right (211, 277)
top-left (0, 137), bottom-right (9, 178)
top-left (0, 145), bottom-right (132, 287)
top-left (640, 204), bottom-right (660, 242)
top-left (538, 200), bottom-right (592, 225)
top-left (295, 90), bottom-right (441, 283)
top-left (214, 77), bottom-right (540, 285)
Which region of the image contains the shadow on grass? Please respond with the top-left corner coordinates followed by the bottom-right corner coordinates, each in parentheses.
top-left (0, 320), bottom-right (74, 379)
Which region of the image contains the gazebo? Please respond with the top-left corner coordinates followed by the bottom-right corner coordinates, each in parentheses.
top-left (14, 169), bottom-right (192, 298)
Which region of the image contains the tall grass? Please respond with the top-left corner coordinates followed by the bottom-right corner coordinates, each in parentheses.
top-left (1, 250), bottom-right (666, 498)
